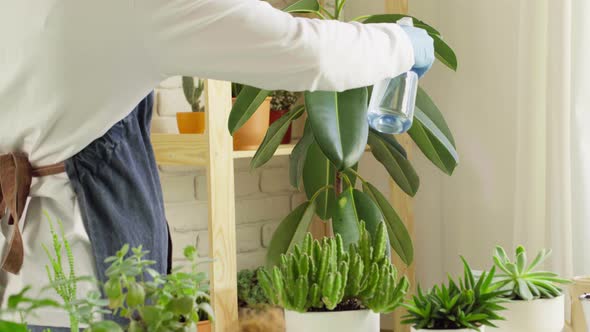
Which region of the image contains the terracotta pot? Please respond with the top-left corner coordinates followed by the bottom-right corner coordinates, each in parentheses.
top-left (284, 309), bottom-right (379, 332)
top-left (176, 112), bottom-right (206, 134)
top-left (196, 320), bottom-right (211, 332)
top-left (487, 295), bottom-right (564, 332)
top-left (269, 110), bottom-right (292, 144)
top-left (233, 97), bottom-right (271, 151)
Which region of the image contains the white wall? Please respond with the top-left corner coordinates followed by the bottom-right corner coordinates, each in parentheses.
top-left (409, 0), bottom-right (525, 284)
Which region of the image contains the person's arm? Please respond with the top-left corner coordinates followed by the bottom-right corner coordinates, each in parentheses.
top-left (136, 0), bottom-right (414, 92)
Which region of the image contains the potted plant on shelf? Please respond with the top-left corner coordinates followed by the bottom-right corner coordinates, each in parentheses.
top-left (488, 246), bottom-right (570, 332)
top-left (178, 76), bottom-right (206, 134)
top-left (402, 258), bottom-right (506, 332)
top-left (228, 0), bottom-right (459, 270)
top-left (258, 222), bottom-right (409, 332)
top-left (231, 83), bottom-right (272, 151)
top-left (269, 90), bottom-right (299, 144)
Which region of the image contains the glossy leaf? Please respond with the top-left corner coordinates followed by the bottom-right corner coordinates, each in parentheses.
top-left (367, 130), bottom-right (419, 196)
top-left (363, 14), bottom-right (440, 35)
top-left (283, 0), bottom-right (320, 13)
top-left (289, 121), bottom-right (314, 189)
top-left (228, 86), bottom-right (270, 134)
top-left (409, 87), bottom-right (458, 175)
top-left (352, 189), bottom-right (389, 250)
top-left (363, 182), bottom-right (413, 265)
top-left (305, 88), bottom-right (369, 170)
top-left (303, 142), bottom-right (336, 220)
top-left (432, 34), bottom-right (458, 71)
top-left (332, 187), bottom-right (361, 250)
top-left (266, 201), bottom-right (316, 267)
top-left (251, 105), bottom-right (305, 169)
top-left (0, 321), bottom-right (27, 332)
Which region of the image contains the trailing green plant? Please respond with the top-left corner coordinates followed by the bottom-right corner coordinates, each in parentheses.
top-left (270, 90), bottom-right (298, 111)
top-left (182, 76), bottom-right (205, 112)
top-left (402, 258), bottom-right (506, 331)
top-left (229, 0), bottom-right (460, 268)
top-left (492, 245), bottom-right (570, 301)
top-left (237, 268), bottom-right (270, 308)
top-left (258, 221), bottom-right (409, 313)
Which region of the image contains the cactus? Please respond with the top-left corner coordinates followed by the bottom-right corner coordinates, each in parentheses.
top-left (182, 77), bottom-right (205, 112)
top-left (258, 221), bottom-right (409, 313)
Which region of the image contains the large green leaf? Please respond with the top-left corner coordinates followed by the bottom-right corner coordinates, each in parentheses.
top-left (351, 189), bottom-right (388, 245)
top-left (305, 88), bottom-right (369, 170)
top-left (283, 0), bottom-right (320, 13)
top-left (409, 87), bottom-right (458, 175)
top-left (367, 130), bottom-right (419, 196)
top-left (289, 121), bottom-right (314, 189)
top-left (362, 182), bottom-right (413, 265)
top-left (0, 321), bottom-right (27, 332)
top-left (332, 187), bottom-right (361, 250)
top-left (228, 86), bottom-right (270, 134)
top-left (432, 34), bottom-right (458, 71)
top-left (251, 105), bottom-right (305, 169)
top-left (266, 201), bottom-right (316, 267)
top-left (363, 14), bottom-right (440, 35)
top-left (303, 142), bottom-right (336, 220)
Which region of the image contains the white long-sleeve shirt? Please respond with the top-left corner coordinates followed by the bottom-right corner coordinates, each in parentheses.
top-left (0, 0), bottom-right (413, 327)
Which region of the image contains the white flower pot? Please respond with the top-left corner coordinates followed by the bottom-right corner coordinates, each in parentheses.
top-left (487, 295), bottom-right (565, 332)
top-left (284, 309), bottom-right (379, 332)
top-left (411, 327), bottom-right (484, 332)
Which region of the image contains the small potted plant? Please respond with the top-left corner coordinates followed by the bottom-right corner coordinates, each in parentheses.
top-left (178, 76), bottom-right (206, 134)
top-left (231, 83), bottom-right (272, 151)
top-left (269, 90), bottom-right (299, 144)
top-left (258, 221), bottom-right (409, 332)
top-left (488, 246), bottom-right (570, 332)
top-left (237, 267), bottom-right (269, 309)
top-left (402, 258), bottom-right (506, 332)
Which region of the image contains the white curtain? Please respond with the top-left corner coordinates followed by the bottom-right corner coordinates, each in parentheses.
top-left (411, 0), bottom-right (590, 283)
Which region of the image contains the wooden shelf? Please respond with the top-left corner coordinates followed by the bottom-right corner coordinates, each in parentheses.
top-left (152, 133), bottom-right (296, 164)
top-left (233, 144), bottom-right (296, 159)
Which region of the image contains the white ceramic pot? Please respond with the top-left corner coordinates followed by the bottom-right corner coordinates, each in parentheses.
top-left (284, 309), bottom-right (379, 332)
top-left (488, 295), bottom-right (565, 332)
top-left (411, 327), bottom-right (484, 332)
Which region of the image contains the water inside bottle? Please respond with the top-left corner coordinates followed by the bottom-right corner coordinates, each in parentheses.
top-left (367, 72), bottom-right (418, 135)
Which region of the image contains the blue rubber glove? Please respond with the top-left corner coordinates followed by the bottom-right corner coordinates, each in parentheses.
top-left (400, 26), bottom-right (435, 77)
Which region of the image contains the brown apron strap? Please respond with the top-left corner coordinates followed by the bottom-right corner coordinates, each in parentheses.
top-left (0, 153), bottom-right (65, 274)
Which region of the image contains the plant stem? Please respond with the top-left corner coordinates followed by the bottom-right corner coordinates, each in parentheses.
top-left (319, 6), bottom-right (336, 20)
top-left (310, 185), bottom-right (334, 202)
top-left (335, 172), bottom-right (343, 195)
top-left (350, 14), bottom-right (371, 22)
top-left (347, 167), bottom-right (367, 185)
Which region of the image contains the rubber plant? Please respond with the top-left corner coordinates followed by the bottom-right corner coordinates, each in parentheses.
top-left (228, 0), bottom-right (459, 267)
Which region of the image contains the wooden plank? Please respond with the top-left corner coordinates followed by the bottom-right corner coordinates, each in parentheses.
top-left (205, 80), bottom-right (238, 332)
top-left (151, 134), bottom-right (208, 166)
top-left (233, 144), bottom-right (296, 159)
top-left (385, 0), bottom-right (408, 15)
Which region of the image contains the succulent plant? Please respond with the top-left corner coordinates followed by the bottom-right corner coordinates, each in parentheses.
top-left (493, 245), bottom-right (570, 300)
top-left (270, 90), bottom-right (298, 111)
top-left (238, 268), bottom-right (269, 308)
top-left (182, 76), bottom-right (205, 112)
top-left (403, 258), bottom-right (506, 331)
top-left (257, 221), bottom-right (409, 313)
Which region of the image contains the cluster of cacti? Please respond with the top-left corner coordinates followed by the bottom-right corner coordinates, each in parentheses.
top-left (182, 76), bottom-right (205, 112)
top-left (257, 221), bottom-right (409, 313)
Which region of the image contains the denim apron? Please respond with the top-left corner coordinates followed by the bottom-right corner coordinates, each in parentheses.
top-left (30, 93), bottom-right (172, 332)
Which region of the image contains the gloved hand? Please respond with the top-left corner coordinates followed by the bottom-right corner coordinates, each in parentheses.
top-left (400, 26), bottom-right (435, 77)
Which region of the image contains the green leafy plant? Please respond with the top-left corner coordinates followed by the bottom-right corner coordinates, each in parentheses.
top-left (182, 77), bottom-right (205, 112)
top-left (102, 245), bottom-right (213, 331)
top-left (238, 268), bottom-right (270, 308)
top-left (403, 258), bottom-right (506, 331)
top-left (229, 0), bottom-right (459, 268)
top-left (270, 90), bottom-right (299, 111)
top-left (492, 245), bottom-right (571, 300)
top-left (258, 221), bottom-right (409, 313)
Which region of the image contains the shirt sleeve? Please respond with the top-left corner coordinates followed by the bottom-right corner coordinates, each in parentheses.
top-left (137, 0), bottom-right (414, 92)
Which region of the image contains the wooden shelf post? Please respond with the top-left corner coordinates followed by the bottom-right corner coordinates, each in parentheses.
top-left (205, 79), bottom-right (238, 332)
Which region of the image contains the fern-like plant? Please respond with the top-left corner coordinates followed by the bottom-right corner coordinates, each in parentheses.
top-left (492, 245), bottom-right (570, 300)
top-left (402, 258), bottom-right (506, 331)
